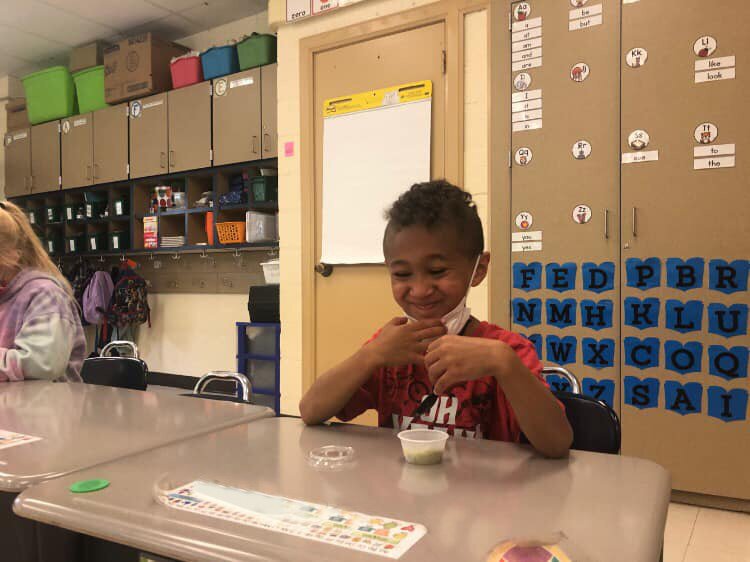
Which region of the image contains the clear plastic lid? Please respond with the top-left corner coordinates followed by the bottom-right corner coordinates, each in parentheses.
top-left (307, 445), bottom-right (356, 470)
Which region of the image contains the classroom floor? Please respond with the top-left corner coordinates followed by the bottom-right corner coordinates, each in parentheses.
top-left (664, 502), bottom-right (750, 561)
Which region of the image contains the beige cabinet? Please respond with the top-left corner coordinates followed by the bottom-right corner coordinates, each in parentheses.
top-left (61, 114), bottom-right (94, 189)
top-left (4, 129), bottom-right (31, 198)
top-left (261, 64), bottom-right (278, 158)
top-left (213, 69), bottom-right (262, 166)
top-left (30, 121), bottom-right (61, 193)
top-left (93, 104), bottom-right (129, 184)
top-left (129, 93), bottom-right (168, 179)
top-left (168, 82), bottom-right (211, 173)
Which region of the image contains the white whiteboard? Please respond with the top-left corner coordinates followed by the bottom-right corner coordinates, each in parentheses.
top-left (320, 99), bottom-right (432, 264)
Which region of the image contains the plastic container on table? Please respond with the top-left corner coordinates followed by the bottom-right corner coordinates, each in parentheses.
top-left (170, 53), bottom-right (203, 89)
top-left (397, 429), bottom-right (449, 465)
top-left (72, 66), bottom-right (108, 113)
top-left (22, 66), bottom-right (76, 125)
top-left (236, 34), bottom-right (277, 70)
top-left (200, 45), bottom-right (239, 80)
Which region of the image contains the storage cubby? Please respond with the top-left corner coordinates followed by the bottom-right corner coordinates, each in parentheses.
top-left (158, 215), bottom-right (185, 248)
top-left (187, 174), bottom-right (213, 210)
top-left (187, 212), bottom-right (211, 246)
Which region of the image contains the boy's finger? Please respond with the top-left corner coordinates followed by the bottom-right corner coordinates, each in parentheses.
top-left (409, 319), bottom-right (444, 331)
top-left (415, 325), bottom-right (447, 341)
top-left (434, 372), bottom-right (458, 395)
top-left (427, 360), bottom-right (447, 385)
top-left (390, 316), bottom-right (409, 326)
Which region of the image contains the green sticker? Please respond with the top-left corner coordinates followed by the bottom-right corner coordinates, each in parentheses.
top-left (69, 479), bottom-right (110, 494)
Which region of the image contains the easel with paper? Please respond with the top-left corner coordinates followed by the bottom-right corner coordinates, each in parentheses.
top-left (320, 81), bottom-right (432, 265)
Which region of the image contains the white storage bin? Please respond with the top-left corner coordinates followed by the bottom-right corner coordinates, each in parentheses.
top-left (246, 211), bottom-right (277, 242)
top-left (260, 259), bottom-right (280, 284)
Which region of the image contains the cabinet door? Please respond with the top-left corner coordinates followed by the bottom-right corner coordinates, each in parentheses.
top-left (261, 63), bottom-right (278, 158)
top-left (509, 0), bottom-right (621, 410)
top-left (130, 93), bottom-right (168, 179)
top-left (4, 129), bottom-right (31, 198)
top-left (93, 104), bottom-right (129, 184)
top-left (61, 114), bottom-right (94, 189)
top-left (621, 0), bottom-right (750, 499)
top-left (168, 82), bottom-right (211, 173)
top-left (30, 121), bottom-right (61, 194)
top-left (213, 69), bottom-right (262, 166)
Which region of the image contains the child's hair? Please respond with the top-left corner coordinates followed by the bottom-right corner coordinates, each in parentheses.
top-left (383, 180), bottom-right (484, 258)
top-left (0, 200), bottom-right (73, 296)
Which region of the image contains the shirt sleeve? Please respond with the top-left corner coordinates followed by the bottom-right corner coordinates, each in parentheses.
top-left (0, 314), bottom-right (77, 382)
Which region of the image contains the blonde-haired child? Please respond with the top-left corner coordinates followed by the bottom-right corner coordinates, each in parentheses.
top-left (0, 200), bottom-right (85, 382)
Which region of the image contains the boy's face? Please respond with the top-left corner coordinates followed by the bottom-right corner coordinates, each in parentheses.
top-left (384, 225), bottom-right (489, 321)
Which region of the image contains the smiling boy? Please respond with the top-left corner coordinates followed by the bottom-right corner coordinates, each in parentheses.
top-left (299, 180), bottom-right (572, 458)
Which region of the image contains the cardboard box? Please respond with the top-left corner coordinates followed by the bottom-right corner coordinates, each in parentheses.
top-left (104, 33), bottom-right (188, 104)
top-left (69, 41), bottom-right (109, 73)
top-left (5, 98), bottom-right (29, 130)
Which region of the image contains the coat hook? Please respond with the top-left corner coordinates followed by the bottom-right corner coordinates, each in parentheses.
top-left (99, 255), bottom-right (105, 263)
top-left (172, 253), bottom-right (181, 260)
top-left (233, 249), bottom-right (241, 258)
top-left (199, 250), bottom-right (208, 259)
top-left (120, 254), bottom-right (127, 262)
top-left (149, 253), bottom-right (155, 261)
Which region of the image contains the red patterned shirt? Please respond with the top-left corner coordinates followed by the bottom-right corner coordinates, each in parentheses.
top-left (337, 322), bottom-right (546, 441)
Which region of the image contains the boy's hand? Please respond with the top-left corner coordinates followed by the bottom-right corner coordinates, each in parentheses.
top-left (425, 336), bottom-right (522, 394)
top-left (366, 317), bottom-right (447, 367)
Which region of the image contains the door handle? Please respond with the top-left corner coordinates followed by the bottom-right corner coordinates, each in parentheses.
top-left (263, 133), bottom-right (271, 153)
top-left (604, 208), bottom-right (609, 239)
top-left (632, 207), bottom-right (638, 237)
top-left (160, 152), bottom-right (167, 169)
top-left (315, 263), bottom-right (333, 277)
top-left (252, 136), bottom-right (258, 154)
top-left (169, 150), bottom-right (175, 168)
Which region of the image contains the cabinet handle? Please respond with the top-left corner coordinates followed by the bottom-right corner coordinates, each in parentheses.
top-left (93, 163), bottom-right (99, 180)
top-left (169, 150), bottom-right (175, 168)
top-left (29, 175), bottom-right (34, 190)
top-left (632, 207), bottom-right (638, 237)
top-left (160, 152), bottom-right (166, 169)
top-left (263, 133), bottom-right (271, 153)
top-left (86, 165), bottom-right (92, 181)
top-left (604, 208), bottom-right (609, 239)
top-left (252, 136), bottom-right (258, 154)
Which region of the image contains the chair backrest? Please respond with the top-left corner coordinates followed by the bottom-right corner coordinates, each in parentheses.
top-left (555, 391), bottom-right (621, 454)
top-left (81, 357), bottom-right (148, 391)
top-left (542, 366), bottom-right (581, 394)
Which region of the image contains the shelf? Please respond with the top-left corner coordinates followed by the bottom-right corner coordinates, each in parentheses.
top-left (237, 353), bottom-right (279, 362)
top-left (187, 207), bottom-right (212, 214)
top-left (217, 202), bottom-right (278, 212)
top-left (252, 389), bottom-right (280, 397)
top-left (111, 216), bottom-right (130, 222)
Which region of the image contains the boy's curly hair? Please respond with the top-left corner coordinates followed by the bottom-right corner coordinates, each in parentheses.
top-left (383, 180), bottom-right (484, 258)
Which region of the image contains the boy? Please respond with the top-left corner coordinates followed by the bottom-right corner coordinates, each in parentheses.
top-left (299, 181), bottom-right (572, 458)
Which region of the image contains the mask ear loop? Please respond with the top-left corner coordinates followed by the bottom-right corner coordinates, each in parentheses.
top-left (464, 254), bottom-right (482, 299)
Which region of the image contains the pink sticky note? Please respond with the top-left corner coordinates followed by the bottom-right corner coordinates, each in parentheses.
top-left (284, 141), bottom-right (295, 157)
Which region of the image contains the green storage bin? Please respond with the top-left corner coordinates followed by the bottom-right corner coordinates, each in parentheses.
top-left (87, 232), bottom-right (107, 252)
top-left (110, 230), bottom-right (130, 251)
top-left (251, 176), bottom-right (278, 202)
top-left (22, 66), bottom-right (76, 125)
top-left (65, 234), bottom-right (85, 254)
top-left (85, 200), bottom-right (107, 219)
top-left (46, 206), bottom-right (62, 224)
top-left (72, 66), bottom-right (108, 114)
top-left (237, 34), bottom-right (277, 70)
top-left (45, 233), bottom-right (63, 255)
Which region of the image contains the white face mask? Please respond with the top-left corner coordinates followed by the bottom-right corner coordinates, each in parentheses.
top-left (405, 256), bottom-right (482, 336)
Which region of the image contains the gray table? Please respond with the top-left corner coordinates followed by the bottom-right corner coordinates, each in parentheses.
top-left (0, 380), bottom-right (273, 492)
top-left (15, 417), bottom-right (670, 562)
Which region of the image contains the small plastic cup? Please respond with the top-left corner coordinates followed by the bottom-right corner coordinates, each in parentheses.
top-left (397, 429), bottom-right (449, 465)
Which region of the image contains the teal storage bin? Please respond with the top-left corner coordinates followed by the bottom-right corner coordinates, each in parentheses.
top-left (251, 176), bottom-right (278, 202)
top-left (22, 66), bottom-right (76, 125)
top-left (201, 45), bottom-right (239, 80)
top-left (73, 66), bottom-right (108, 114)
top-left (237, 34), bottom-right (277, 70)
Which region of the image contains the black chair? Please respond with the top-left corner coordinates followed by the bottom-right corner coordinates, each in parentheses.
top-left (182, 371), bottom-right (253, 403)
top-left (555, 391), bottom-right (621, 454)
top-left (81, 341), bottom-right (148, 391)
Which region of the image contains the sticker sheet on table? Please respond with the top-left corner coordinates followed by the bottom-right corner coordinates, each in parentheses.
top-left (513, 258), bottom-right (748, 419)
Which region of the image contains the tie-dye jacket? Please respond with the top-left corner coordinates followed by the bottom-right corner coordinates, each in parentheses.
top-left (0, 269), bottom-right (86, 382)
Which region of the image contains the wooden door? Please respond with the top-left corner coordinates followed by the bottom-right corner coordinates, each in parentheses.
top-left (129, 93), bottom-right (168, 179)
top-left (261, 64), bottom-right (278, 158)
top-left (4, 129), bottom-right (31, 198)
top-left (61, 114), bottom-right (93, 189)
top-left (168, 82), bottom-right (211, 172)
top-left (93, 104), bottom-right (129, 184)
top-left (509, 0), bottom-right (621, 411)
top-left (30, 121), bottom-right (60, 194)
top-left (212, 69), bottom-right (262, 166)
top-left (313, 24), bottom-right (446, 425)
top-left (621, 0), bottom-right (750, 498)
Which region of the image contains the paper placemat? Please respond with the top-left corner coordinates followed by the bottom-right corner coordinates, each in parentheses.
top-left (0, 430), bottom-right (42, 451)
top-left (160, 480), bottom-right (426, 559)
